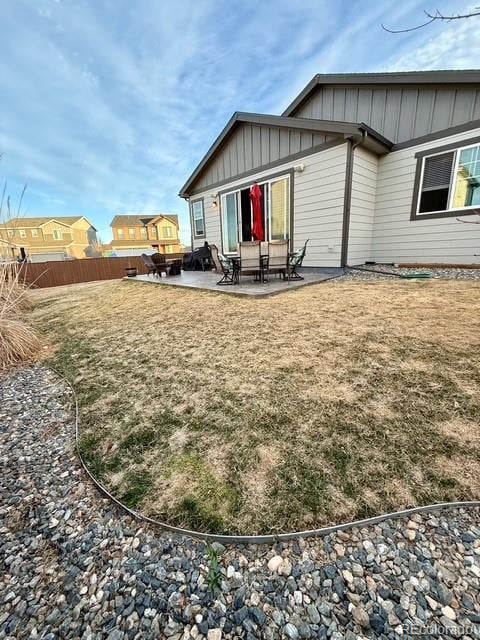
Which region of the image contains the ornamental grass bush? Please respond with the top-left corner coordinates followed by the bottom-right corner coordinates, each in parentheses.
top-left (0, 171), bottom-right (43, 371)
top-left (0, 262), bottom-right (42, 371)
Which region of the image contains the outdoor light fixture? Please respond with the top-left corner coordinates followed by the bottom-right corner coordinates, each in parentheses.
top-left (212, 194), bottom-right (219, 208)
top-left (294, 164), bottom-right (305, 173)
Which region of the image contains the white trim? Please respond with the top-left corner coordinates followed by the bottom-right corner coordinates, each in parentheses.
top-left (191, 200), bottom-right (205, 238)
top-left (39, 219), bottom-right (71, 229)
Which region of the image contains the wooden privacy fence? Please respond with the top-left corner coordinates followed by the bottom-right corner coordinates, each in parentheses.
top-left (18, 255), bottom-right (184, 288)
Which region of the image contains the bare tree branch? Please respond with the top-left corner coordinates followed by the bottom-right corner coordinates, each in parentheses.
top-left (382, 7), bottom-right (480, 33)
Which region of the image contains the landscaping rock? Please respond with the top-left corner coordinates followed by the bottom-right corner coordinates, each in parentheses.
top-left (1, 365), bottom-right (479, 640)
top-left (337, 266), bottom-right (480, 282)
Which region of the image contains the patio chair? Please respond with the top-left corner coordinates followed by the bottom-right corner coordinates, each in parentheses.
top-left (265, 240), bottom-right (289, 281)
top-left (151, 252), bottom-right (169, 277)
top-left (141, 253), bottom-right (157, 276)
top-left (287, 239), bottom-right (309, 281)
top-left (210, 244), bottom-right (234, 285)
top-left (238, 241), bottom-right (262, 282)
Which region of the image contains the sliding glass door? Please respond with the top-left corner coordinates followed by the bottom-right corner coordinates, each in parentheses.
top-left (221, 192), bottom-right (239, 253)
top-left (220, 174), bottom-right (291, 253)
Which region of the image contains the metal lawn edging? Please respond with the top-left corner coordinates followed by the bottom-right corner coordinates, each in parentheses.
top-left (55, 368), bottom-right (480, 545)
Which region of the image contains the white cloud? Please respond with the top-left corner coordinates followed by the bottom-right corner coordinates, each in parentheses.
top-left (386, 11), bottom-right (480, 70)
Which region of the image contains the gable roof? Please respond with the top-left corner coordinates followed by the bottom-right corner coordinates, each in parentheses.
top-left (150, 214), bottom-right (179, 226)
top-left (0, 215), bottom-right (96, 230)
top-left (179, 111), bottom-right (391, 197)
top-left (110, 214), bottom-right (179, 227)
top-left (282, 69), bottom-right (480, 117)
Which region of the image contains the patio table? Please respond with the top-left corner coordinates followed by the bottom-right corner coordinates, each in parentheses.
top-left (227, 254), bottom-right (268, 284)
top-left (165, 258), bottom-right (182, 276)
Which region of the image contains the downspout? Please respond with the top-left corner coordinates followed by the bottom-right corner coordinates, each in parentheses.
top-left (340, 131), bottom-right (366, 268)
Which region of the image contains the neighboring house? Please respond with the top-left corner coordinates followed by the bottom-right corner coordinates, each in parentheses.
top-left (180, 70), bottom-right (480, 267)
top-left (0, 216), bottom-right (98, 262)
top-left (110, 214), bottom-right (182, 256)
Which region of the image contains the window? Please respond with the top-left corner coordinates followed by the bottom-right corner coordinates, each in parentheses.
top-left (7, 230), bottom-right (13, 238)
top-left (414, 142), bottom-right (480, 218)
top-left (32, 229), bottom-right (38, 237)
top-left (192, 199), bottom-right (205, 238)
top-left (19, 229), bottom-right (26, 238)
top-left (150, 227), bottom-right (158, 239)
top-left (453, 146), bottom-right (480, 208)
top-left (128, 227), bottom-right (135, 239)
top-left (117, 229), bottom-right (124, 239)
top-left (219, 173), bottom-right (291, 253)
top-left (140, 227), bottom-right (147, 238)
top-left (53, 229), bottom-right (62, 240)
top-left (165, 245), bottom-right (174, 253)
top-left (418, 152), bottom-right (454, 213)
top-left (162, 226), bottom-right (173, 238)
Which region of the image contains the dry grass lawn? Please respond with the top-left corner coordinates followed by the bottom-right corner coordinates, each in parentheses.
top-left (31, 278), bottom-right (480, 535)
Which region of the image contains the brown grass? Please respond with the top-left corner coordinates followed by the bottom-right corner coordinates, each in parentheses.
top-left (31, 278), bottom-right (480, 534)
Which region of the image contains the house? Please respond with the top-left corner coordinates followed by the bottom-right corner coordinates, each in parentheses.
top-left (0, 216), bottom-right (98, 262)
top-left (110, 214), bottom-right (182, 256)
top-left (180, 70), bottom-right (480, 267)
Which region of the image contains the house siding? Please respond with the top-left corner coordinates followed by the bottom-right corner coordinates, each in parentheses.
top-left (292, 85), bottom-right (480, 144)
top-left (0, 217), bottom-right (96, 261)
top-left (192, 122), bottom-right (337, 192)
top-left (191, 142), bottom-right (348, 267)
top-left (348, 147), bottom-right (378, 265)
top-left (372, 126), bottom-right (480, 265)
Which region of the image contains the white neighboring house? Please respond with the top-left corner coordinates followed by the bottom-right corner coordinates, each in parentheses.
top-left (180, 70), bottom-right (480, 267)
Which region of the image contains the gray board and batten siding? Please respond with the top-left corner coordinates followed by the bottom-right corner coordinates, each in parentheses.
top-left (191, 122), bottom-right (337, 193)
top-left (284, 79), bottom-right (480, 145)
top-left (180, 113), bottom-right (390, 197)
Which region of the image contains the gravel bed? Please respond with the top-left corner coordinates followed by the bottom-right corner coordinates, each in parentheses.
top-left (1, 365), bottom-right (479, 640)
top-left (336, 266), bottom-right (480, 281)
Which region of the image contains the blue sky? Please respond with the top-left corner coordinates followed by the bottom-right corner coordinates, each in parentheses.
top-left (2, 1), bottom-right (479, 243)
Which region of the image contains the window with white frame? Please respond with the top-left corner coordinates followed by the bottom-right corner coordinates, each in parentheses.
top-left (128, 227), bottom-right (136, 239)
top-left (162, 226), bottom-right (173, 238)
top-left (19, 229), bottom-right (26, 238)
top-left (192, 199), bottom-right (205, 237)
top-left (7, 230), bottom-right (13, 238)
top-left (53, 229), bottom-right (62, 240)
top-left (32, 229), bottom-right (39, 237)
top-left (117, 229), bottom-right (125, 239)
top-left (150, 226), bottom-right (157, 239)
top-left (415, 142), bottom-right (480, 216)
top-left (140, 227), bottom-right (147, 238)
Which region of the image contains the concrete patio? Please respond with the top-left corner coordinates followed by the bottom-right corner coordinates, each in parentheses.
top-left (127, 267), bottom-right (343, 297)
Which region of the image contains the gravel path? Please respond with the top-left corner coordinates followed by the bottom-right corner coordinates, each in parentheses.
top-left (337, 266), bottom-right (480, 281)
top-left (1, 366), bottom-right (479, 640)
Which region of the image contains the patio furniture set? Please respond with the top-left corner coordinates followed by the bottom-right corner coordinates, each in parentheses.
top-left (140, 240), bottom-right (308, 286)
top-left (210, 239), bottom-right (309, 285)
